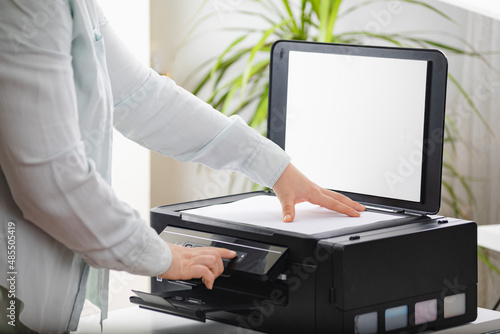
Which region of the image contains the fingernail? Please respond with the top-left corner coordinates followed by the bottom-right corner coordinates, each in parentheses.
top-left (283, 214), bottom-right (292, 222)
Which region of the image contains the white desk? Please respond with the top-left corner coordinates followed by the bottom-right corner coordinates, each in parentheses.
top-left (73, 306), bottom-right (500, 334)
top-left (478, 223), bottom-right (500, 311)
top-left (74, 305), bottom-right (265, 334)
top-left (478, 224), bottom-right (500, 253)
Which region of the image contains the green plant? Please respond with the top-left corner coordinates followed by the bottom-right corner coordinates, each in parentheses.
top-left (478, 248), bottom-right (500, 310)
top-left (190, 0), bottom-right (492, 218)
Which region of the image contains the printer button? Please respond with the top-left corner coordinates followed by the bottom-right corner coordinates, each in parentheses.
top-left (235, 252), bottom-right (247, 263)
top-left (349, 235), bottom-right (361, 241)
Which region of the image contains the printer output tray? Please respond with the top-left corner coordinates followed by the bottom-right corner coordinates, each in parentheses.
top-left (130, 284), bottom-right (262, 322)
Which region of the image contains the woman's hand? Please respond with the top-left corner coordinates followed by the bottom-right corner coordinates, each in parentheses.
top-left (273, 163), bottom-right (365, 222)
top-left (159, 243), bottom-right (236, 289)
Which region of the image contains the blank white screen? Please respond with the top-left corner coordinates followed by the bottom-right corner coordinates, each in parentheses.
top-left (285, 51), bottom-right (428, 202)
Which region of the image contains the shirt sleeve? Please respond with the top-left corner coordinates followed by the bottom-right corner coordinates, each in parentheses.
top-left (0, 0), bottom-right (171, 276)
top-left (101, 19), bottom-right (291, 188)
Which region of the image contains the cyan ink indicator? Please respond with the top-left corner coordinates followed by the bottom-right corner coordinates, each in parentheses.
top-left (385, 305), bottom-right (408, 331)
top-left (415, 299), bottom-right (438, 325)
top-left (444, 293), bottom-right (466, 318)
top-left (354, 311), bottom-right (378, 334)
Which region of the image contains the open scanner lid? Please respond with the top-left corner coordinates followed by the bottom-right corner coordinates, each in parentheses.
top-left (268, 40), bottom-right (448, 215)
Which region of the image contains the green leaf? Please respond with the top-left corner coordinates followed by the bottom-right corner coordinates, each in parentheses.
top-left (249, 86), bottom-right (269, 128)
top-left (443, 120), bottom-right (463, 157)
top-left (442, 161), bottom-right (477, 208)
top-left (210, 35), bottom-right (248, 80)
top-left (282, 0), bottom-right (299, 33)
top-left (241, 19), bottom-right (291, 97)
top-left (209, 59), bottom-right (269, 114)
top-left (234, 10), bottom-right (280, 27)
top-left (444, 113), bottom-right (473, 154)
top-left (400, 0), bottom-right (456, 23)
top-left (340, 0), bottom-right (456, 24)
top-left (448, 73), bottom-right (497, 138)
top-left (338, 31), bottom-right (405, 46)
top-left (309, 0), bottom-right (321, 17)
top-left (441, 180), bottom-right (460, 217)
top-left (324, 0), bottom-right (342, 42)
top-left (478, 249), bottom-right (500, 276)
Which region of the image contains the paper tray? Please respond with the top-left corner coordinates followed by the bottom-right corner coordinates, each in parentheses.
top-left (130, 285), bottom-right (261, 322)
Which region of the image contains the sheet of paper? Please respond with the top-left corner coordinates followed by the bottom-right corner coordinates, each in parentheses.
top-left (183, 195), bottom-right (407, 235)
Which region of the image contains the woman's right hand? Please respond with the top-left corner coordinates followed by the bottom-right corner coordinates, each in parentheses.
top-left (158, 243), bottom-right (236, 289)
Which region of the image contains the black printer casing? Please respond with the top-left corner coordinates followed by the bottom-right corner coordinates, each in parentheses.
top-left (130, 41), bottom-right (478, 334)
top-left (138, 191), bottom-right (477, 334)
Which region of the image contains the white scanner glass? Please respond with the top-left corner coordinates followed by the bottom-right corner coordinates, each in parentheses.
top-left (285, 51), bottom-right (428, 202)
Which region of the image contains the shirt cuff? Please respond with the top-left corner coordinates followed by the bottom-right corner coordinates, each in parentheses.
top-left (241, 128), bottom-right (291, 188)
top-left (129, 226), bottom-right (172, 276)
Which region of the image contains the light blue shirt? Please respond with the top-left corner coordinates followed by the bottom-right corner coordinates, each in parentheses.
top-left (0, 0), bottom-right (290, 332)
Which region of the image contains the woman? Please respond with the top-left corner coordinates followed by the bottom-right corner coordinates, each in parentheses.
top-left (0, 0), bottom-right (364, 332)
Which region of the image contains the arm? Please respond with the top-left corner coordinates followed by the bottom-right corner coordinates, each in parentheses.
top-left (100, 18), bottom-right (364, 221)
top-left (0, 1), bottom-right (171, 277)
top-left (0, 1), bottom-right (236, 289)
top-left (101, 20), bottom-right (290, 189)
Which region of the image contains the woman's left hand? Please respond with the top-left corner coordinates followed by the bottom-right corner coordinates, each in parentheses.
top-left (273, 163), bottom-right (366, 222)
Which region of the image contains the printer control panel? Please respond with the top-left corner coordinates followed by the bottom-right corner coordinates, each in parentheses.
top-left (159, 226), bottom-right (287, 278)
top-left (182, 241), bottom-right (247, 267)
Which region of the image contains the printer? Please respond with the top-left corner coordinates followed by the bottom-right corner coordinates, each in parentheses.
top-left (130, 41), bottom-right (477, 334)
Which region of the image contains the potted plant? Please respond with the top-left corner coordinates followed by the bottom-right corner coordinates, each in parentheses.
top-left (189, 0), bottom-right (494, 219)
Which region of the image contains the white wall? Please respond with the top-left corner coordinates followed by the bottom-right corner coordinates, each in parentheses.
top-left (81, 0), bottom-right (151, 318)
top-left (101, 0), bottom-right (150, 226)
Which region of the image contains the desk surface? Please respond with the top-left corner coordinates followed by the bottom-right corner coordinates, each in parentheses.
top-left (74, 305), bottom-right (265, 334)
top-left (478, 224), bottom-right (500, 253)
top-left (73, 306), bottom-right (500, 334)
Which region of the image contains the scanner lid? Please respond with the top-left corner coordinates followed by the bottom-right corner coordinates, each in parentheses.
top-left (268, 40), bottom-right (448, 215)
